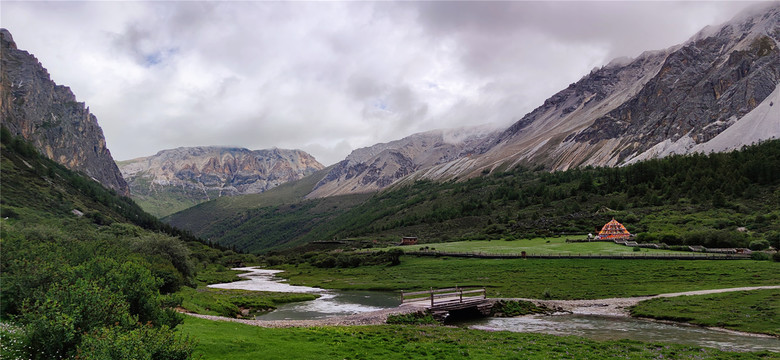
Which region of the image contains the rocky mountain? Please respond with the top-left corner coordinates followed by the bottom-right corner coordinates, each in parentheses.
top-left (307, 126), bottom-right (498, 198)
top-left (118, 146), bottom-right (324, 216)
top-left (417, 4), bottom-right (780, 180)
top-left (305, 5), bottom-right (779, 197)
top-left (0, 29), bottom-right (129, 195)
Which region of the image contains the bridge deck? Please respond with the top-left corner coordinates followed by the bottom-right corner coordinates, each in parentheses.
top-left (401, 287), bottom-right (488, 310)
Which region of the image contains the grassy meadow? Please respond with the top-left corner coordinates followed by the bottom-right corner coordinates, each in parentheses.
top-left (275, 256), bottom-right (779, 299)
top-left (390, 235), bottom-right (690, 255)
top-left (631, 289), bottom-right (780, 336)
top-left (178, 316), bottom-right (774, 359)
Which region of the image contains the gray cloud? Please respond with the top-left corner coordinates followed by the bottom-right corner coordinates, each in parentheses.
top-left (0, 1), bottom-right (758, 166)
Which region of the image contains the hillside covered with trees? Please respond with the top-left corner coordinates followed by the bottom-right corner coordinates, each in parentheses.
top-left (166, 140), bottom-right (780, 254)
top-left (0, 127), bottom-right (252, 358)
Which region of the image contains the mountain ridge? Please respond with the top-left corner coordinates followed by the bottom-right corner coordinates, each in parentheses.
top-left (0, 28), bottom-right (129, 195)
top-left (118, 145), bottom-right (324, 217)
top-left (311, 4), bottom-right (780, 194)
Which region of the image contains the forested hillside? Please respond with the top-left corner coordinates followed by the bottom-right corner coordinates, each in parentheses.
top-left (0, 127), bottom-right (249, 359)
top-left (168, 140), bottom-right (780, 253)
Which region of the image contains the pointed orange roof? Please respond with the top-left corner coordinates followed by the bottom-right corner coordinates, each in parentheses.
top-left (598, 218), bottom-right (631, 240)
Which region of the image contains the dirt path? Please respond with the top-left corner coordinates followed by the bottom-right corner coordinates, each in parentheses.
top-left (183, 285), bottom-right (780, 327)
top-left (511, 285), bottom-right (780, 317)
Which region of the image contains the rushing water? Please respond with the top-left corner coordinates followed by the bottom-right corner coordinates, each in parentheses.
top-left (208, 267), bottom-right (401, 320)
top-left (461, 314), bottom-right (780, 353)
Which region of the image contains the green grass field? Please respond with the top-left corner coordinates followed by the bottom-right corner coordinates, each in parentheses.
top-left (390, 235), bottom-right (687, 255)
top-left (631, 289), bottom-right (780, 336)
top-left (276, 257), bottom-right (779, 299)
top-left (178, 317), bottom-right (773, 359)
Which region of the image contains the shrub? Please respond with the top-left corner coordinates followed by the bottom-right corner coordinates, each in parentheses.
top-left (77, 326), bottom-right (194, 360)
top-left (750, 252), bottom-right (771, 261)
top-left (386, 311), bottom-right (438, 325)
top-left (749, 239), bottom-right (771, 251)
top-left (490, 300), bottom-right (549, 317)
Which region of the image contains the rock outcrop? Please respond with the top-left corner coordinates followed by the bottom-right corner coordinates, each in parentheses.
top-left (119, 146), bottom-right (324, 216)
top-left (1, 28), bottom-right (129, 195)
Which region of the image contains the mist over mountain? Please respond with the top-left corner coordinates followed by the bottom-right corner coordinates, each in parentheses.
top-left (311, 4), bottom-right (779, 195)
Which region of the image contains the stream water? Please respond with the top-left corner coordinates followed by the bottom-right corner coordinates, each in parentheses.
top-left (461, 314), bottom-right (779, 353)
top-left (209, 267), bottom-right (778, 352)
top-left (207, 267), bottom-right (401, 320)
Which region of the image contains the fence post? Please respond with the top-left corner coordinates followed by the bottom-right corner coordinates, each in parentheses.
top-left (430, 287), bottom-right (434, 307)
top-left (400, 290), bottom-right (404, 303)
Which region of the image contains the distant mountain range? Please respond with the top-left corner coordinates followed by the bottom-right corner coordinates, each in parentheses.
top-left (117, 146), bottom-right (324, 217)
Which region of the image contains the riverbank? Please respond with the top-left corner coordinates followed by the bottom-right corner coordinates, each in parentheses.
top-left (181, 285), bottom-right (780, 336)
top-left (509, 285), bottom-right (780, 318)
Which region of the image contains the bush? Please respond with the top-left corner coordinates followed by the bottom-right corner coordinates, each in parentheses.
top-left (77, 326), bottom-right (194, 360)
top-left (386, 311), bottom-right (438, 325)
top-left (490, 300), bottom-right (549, 317)
top-left (749, 239), bottom-right (771, 251)
top-left (20, 279), bottom-right (135, 359)
top-left (750, 252), bottom-right (771, 261)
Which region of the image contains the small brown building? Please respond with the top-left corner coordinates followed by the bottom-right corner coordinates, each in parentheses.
top-left (400, 236), bottom-right (418, 245)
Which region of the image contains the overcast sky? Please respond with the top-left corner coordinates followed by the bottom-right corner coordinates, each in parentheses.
top-left (1, 1), bottom-right (760, 165)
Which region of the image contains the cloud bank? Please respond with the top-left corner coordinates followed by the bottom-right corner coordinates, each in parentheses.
top-left (1, 1), bottom-right (756, 165)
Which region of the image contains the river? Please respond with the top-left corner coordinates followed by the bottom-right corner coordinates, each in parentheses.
top-left (209, 267), bottom-right (778, 352)
top-left (208, 267), bottom-right (401, 319)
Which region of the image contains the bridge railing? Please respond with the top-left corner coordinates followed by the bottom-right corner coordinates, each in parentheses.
top-left (401, 287), bottom-right (486, 307)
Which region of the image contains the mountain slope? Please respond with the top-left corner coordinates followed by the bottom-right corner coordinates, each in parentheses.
top-left (0, 28), bottom-right (129, 195)
top-left (307, 126), bottom-right (498, 198)
top-left (417, 4), bottom-right (780, 180)
top-left (166, 139), bottom-right (780, 253)
top-left (118, 146), bottom-right (324, 217)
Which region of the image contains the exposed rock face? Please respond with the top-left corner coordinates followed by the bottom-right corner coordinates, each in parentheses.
top-left (411, 4), bottom-right (780, 181)
top-left (313, 5), bottom-right (779, 196)
top-left (307, 126), bottom-right (498, 198)
top-left (0, 29), bottom-right (130, 195)
top-left (119, 146), bottom-right (324, 210)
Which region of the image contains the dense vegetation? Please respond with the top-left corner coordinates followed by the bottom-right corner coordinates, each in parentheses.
top-left (0, 128), bottom-right (255, 358)
top-left (631, 289), bottom-right (780, 336)
top-left (167, 140), bottom-right (780, 253)
top-left (180, 317), bottom-right (773, 359)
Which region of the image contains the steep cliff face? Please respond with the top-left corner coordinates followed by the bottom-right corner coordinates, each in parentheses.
top-left (119, 146), bottom-right (324, 216)
top-left (0, 29), bottom-right (129, 195)
top-left (307, 126), bottom-right (498, 198)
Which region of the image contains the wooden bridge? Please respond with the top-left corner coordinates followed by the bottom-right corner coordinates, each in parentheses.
top-left (401, 287), bottom-right (490, 314)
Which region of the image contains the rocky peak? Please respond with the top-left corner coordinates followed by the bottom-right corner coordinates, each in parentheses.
top-left (118, 146), bottom-right (324, 216)
top-left (307, 126), bottom-right (499, 198)
top-left (1, 28), bottom-right (129, 195)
